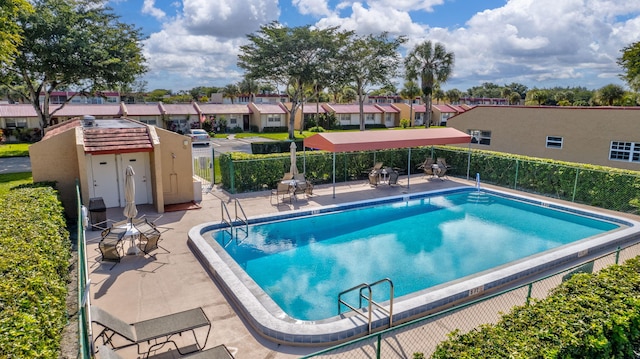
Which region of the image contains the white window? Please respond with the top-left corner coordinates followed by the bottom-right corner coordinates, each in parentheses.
top-left (365, 114), bottom-right (375, 123)
top-left (609, 141), bottom-right (640, 163)
top-left (5, 118), bottom-right (27, 128)
top-left (137, 118), bottom-right (158, 127)
top-left (468, 129), bottom-right (491, 145)
top-left (546, 136), bottom-right (563, 149)
top-left (229, 118), bottom-right (237, 125)
top-left (267, 115), bottom-right (281, 124)
top-left (339, 114), bottom-right (351, 123)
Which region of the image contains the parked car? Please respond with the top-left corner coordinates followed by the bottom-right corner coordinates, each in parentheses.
top-left (187, 129), bottom-right (211, 145)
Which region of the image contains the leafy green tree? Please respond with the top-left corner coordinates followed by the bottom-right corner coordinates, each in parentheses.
top-left (598, 83), bottom-right (625, 106)
top-left (467, 82), bottom-right (502, 98)
top-left (400, 80), bottom-right (421, 126)
top-left (405, 40), bottom-right (454, 127)
top-left (338, 32), bottom-right (405, 130)
top-left (504, 82), bottom-right (528, 99)
top-left (617, 41), bottom-right (640, 92)
top-left (146, 89), bottom-right (171, 102)
top-left (433, 86), bottom-right (445, 104)
top-left (0, 0), bottom-right (32, 66)
top-left (0, 0), bottom-right (147, 128)
top-left (238, 22), bottom-right (347, 139)
top-left (528, 89), bottom-right (549, 105)
top-left (508, 92), bottom-right (522, 105)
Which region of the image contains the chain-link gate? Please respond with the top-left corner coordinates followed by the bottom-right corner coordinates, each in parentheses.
top-left (192, 146), bottom-right (214, 193)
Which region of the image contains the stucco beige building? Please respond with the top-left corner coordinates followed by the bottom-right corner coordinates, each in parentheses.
top-left (29, 117), bottom-right (195, 218)
top-left (447, 106), bottom-right (640, 171)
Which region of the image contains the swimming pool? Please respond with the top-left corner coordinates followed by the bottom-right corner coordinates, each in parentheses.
top-left (188, 186), bottom-right (640, 345)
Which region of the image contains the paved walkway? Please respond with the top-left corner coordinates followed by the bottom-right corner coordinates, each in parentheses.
top-left (87, 175), bottom-right (467, 358)
top-left (87, 175), bottom-right (640, 359)
top-left (0, 156), bottom-right (31, 173)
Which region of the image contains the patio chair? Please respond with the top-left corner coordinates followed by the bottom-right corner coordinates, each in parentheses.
top-left (388, 168), bottom-right (399, 185)
top-left (368, 170), bottom-right (379, 187)
top-left (293, 174), bottom-right (314, 197)
top-left (418, 158), bottom-right (436, 177)
top-left (98, 227), bottom-right (126, 270)
top-left (133, 218), bottom-right (166, 255)
top-left (91, 305), bottom-right (211, 357)
top-left (435, 160), bottom-right (448, 180)
top-left (282, 172), bottom-right (294, 181)
top-left (270, 181), bottom-right (292, 205)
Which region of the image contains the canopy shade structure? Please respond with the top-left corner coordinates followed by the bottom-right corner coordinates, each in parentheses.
top-left (302, 128), bottom-right (473, 198)
top-left (304, 128), bottom-right (472, 153)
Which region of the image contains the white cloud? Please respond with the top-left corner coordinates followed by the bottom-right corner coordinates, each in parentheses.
top-left (292, 0), bottom-right (331, 17)
top-left (181, 0), bottom-right (279, 38)
top-left (142, 0), bottom-right (166, 20)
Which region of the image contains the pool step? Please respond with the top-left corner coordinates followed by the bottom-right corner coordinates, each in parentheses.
top-left (467, 191), bottom-right (492, 204)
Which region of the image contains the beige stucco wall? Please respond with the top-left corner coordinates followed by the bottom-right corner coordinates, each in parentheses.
top-left (154, 127), bottom-right (194, 206)
top-left (29, 128), bottom-right (82, 218)
top-left (447, 106), bottom-right (640, 171)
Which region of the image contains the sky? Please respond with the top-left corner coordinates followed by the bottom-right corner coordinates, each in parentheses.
top-left (106, 0), bottom-right (640, 93)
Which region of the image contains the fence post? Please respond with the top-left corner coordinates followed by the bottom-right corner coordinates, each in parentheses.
top-left (615, 246), bottom-right (621, 264)
top-left (514, 159), bottom-right (519, 190)
top-left (572, 168), bottom-right (580, 203)
top-left (229, 160), bottom-right (236, 194)
top-left (526, 283), bottom-right (533, 306)
top-left (376, 333), bottom-right (382, 359)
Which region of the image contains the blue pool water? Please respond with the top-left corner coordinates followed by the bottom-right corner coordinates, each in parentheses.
top-left (212, 191), bottom-right (619, 321)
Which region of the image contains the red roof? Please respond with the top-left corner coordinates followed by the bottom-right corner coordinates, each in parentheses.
top-left (323, 104), bottom-right (382, 114)
top-left (0, 104), bottom-right (38, 117)
top-left (375, 104), bottom-right (400, 113)
top-left (50, 104), bottom-right (122, 117)
top-left (198, 103), bottom-right (252, 114)
top-left (122, 103), bottom-right (163, 116)
top-left (252, 103), bottom-right (287, 114)
top-left (161, 103), bottom-right (198, 115)
top-left (304, 128), bottom-right (471, 152)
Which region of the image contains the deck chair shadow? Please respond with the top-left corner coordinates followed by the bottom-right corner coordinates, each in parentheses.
top-left (96, 344), bottom-right (236, 359)
top-left (293, 174), bottom-right (314, 197)
top-left (91, 305), bottom-right (211, 357)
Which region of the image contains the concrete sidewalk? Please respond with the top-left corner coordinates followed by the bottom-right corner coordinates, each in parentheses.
top-left (87, 175), bottom-right (466, 358)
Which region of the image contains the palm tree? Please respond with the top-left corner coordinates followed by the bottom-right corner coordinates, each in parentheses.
top-left (238, 76), bottom-right (259, 103)
top-left (445, 89), bottom-right (461, 104)
top-left (598, 84), bottom-right (625, 106)
top-left (222, 83), bottom-right (240, 104)
top-left (400, 80), bottom-right (421, 126)
top-left (404, 41), bottom-right (454, 127)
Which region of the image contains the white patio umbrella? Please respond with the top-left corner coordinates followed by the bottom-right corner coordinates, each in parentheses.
top-left (289, 141), bottom-right (299, 175)
top-left (123, 165), bottom-right (138, 225)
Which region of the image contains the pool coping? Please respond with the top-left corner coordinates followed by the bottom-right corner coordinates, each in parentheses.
top-left (188, 185), bottom-right (640, 346)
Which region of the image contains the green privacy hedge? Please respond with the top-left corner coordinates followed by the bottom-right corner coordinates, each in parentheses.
top-left (436, 147), bottom-right (640, 213)
top-left (430, 257), bottom-right (640, 359)
top-left (219, 146), bottom-right (640, 213)
top-left (0, 186), bottom-right (70, 358)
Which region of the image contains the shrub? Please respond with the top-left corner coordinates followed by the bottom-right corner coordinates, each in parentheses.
top-left (309, 126), bottom-right (325, 132)
top-left (430, 257), bottom-right (640, 358)
top-left (400, 118), bottom-right (410, 128)
top-left (0, 186), bottom-right (70, 358)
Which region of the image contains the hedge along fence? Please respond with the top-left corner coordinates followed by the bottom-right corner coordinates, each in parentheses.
top-left (220, 146), bottom-right (640, 214)
top-left (0, 186), bottom-right (70, 358)
top-left (430, 257), bottom-right (640, 358)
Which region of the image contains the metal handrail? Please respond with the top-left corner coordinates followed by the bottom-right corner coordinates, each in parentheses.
top-left (363, 278), bottom-right (394, 328)
top-left (233, 198), bottom-right (248, 235)
top-left (220, 201), bottom-right (233, 233)
top-left (338, 283), bottom-right (373, 333)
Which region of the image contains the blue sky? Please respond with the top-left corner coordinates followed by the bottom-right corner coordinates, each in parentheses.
top-left (107, 0), bottom-right (640, 93)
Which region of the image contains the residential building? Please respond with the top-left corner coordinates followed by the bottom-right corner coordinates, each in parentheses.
top-left (447, 106), bottom-right (640, 171)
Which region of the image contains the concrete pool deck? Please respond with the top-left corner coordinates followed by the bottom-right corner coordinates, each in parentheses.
top-left (86, 175), bottom-right (640, 358)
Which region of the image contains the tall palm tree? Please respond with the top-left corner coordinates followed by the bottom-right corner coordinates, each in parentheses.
top-left (222, 83), bottom-right (240, 104)
top-left (400, 80), bottom-right (421, 126)
top-left (404, 41), bottom-right (454, 127)
top-left (238, 76), bottom-right (259, 103)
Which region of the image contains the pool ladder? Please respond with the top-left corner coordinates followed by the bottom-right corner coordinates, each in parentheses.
top-left (338, 278), bottom-right (394, 334)
top-left (220, 199), bottom-right (249, 242)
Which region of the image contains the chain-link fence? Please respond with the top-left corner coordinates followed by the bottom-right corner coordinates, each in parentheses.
top-left (302, 242), bottom-right (640, 359)
top-left (221, 146), bottom-right (640, 215)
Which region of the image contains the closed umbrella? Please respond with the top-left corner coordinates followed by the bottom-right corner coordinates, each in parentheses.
top-left (289, 142), bottom-right (298, 175)
top-left (123, 165), bottom-right (138, 224)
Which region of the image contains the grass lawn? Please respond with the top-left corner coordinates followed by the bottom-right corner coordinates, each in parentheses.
top-left (0, 143), bottom-right (30, 157)
top-left (0, 172), bottom-right (33, 197)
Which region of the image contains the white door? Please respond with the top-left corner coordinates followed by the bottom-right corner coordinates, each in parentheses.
top-left (119, 153), bottom-right (150, 206)
top-left (88, 154), bottom-right (120, 207)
